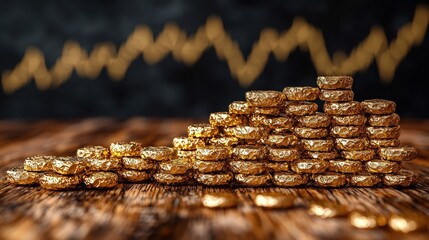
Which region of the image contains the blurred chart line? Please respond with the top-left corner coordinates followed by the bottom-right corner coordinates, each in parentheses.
top-left (1, 5), bottom-right (428, 93)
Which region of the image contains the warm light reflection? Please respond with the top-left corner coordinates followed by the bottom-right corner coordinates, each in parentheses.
top-left (2, 5), bottom-right (428, 93)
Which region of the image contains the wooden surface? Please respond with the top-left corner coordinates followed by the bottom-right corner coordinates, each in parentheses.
top-left (0, 118), bottom-right (428, 240)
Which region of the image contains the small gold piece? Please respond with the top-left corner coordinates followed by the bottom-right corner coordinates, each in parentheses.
top-left (329, 160), bottom-right (363, 173)
top-left (308, 201), bottom-right (348, 218)
top-left (23, 155), bottom-right (54, 172)
top-left (366, 160), bottom-right (401, 173)
top-left (177, 150), bottom-right (196, 158)
top-left (195, 172), bottom-right (233, 186)
top-left (331, 115), bottom-right (367, 126)
top-left (304, 150), bottom-right (338, 160)
top-left (159, 158), bottom-right (192, 175)
top-left (335, 138), bottom-right (369, 151)
top-left (141, 146), bottom-right (175, 161)
top-left (249, 114), bottom-right (269, 126)
top-left (349, 174), bottom-right (382, 187)
top-left (265, 162), bottom-right (289, 172)
top-left (122, 157), bottom-right (157, 171)
top-left (283, 86), bottom-right (320, 101)
top-left (383, 170), bottom-right (419, 187)
top-left (316, 76), bottom-right (353, 89)
top-left (209, 137), bottom-right (240, 146)
top-left (234, 174), bottom-right (271, 186)
top-left (195, 146), bottom-right (231, 161)
top-left (297, 113), bottom-right (331, 128)
top-left (313, 173), bottom-right (347, 187)
top-left (193, 160), bottom-right (225, 173)
top-left (330, 126), bottom-right (364, 138)
top-left (300, 139), bottom-right (335, 152)
top-left (366, 126), bottom-right (400, 139)
top-left (378, 146), bottom-right (417, 161)
top-left (294, 127), bottom-right (328, 139)
top-left (261, 134), bottom-right (298, 147)
top-left (324, 101), bottom-right (362, 115)
top-left (245, 90), bottom-right (286, 107)
top-left (86, 158), bottom-right (121, 171)
top-left (201, 192), bottom-right (238, 208)
top-left (272, 172), bottom-right (308, 186)
top-left (284, 101), bottom-right (318, 116)
top-left (110, 142), bottom-right (142, 157)
top-left (172, 137), bottom-right (205, 150)
top-left (291, 159), bottom-right (329, 173)
top-left (153, 173), bottom-right (190, 185)
top-left (229, 101), bottom-right (252, 115)
top-left (361, 99), bottom-right (396, 115)
top-left (232, 145), bottom-right (267, 160)
top-left (319, 89), bottom-right (354, 102)
top-left (6, 166), bottom-right (40, 185)
top-left (253, 107), bottom-right (281, 115)
top-left (229, 161), bottom-right (266, 175)
top-left (370, 139), bottom-right (401, 148)
top-left (254, 193), bottom-right (295, 209)
top-left (348, 211), bottom-right (387, 229)
top-left (341, 149), bottom-right (376, 161)
top-left (39, 173), bottom-right (80, 190)
top-left (368, 113), bottom-right (400, 127)
top-left (117, 170), bottom-right (152, 183)
top-left (188, 123), bottom-right (219, 138)
top-left (224, 125), bottom-right (267, 140)
top-left (52, 156), bottom-right (86, 175)
top-left (77, 146), bottom-right (109, 159)
top-left (83, 172), bottom-right (118, 189)
top-left (209, 112), bottom-right (245, 126)
top-left (268, 147), bottom-right (301, 161)
top-left (388, 211), bottom-right (427, 233)
top-left (264, 116), bottom-right (295, 129)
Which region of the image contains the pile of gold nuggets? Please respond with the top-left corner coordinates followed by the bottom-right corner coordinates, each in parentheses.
top-left (7, 76), bottom-right (419, 190)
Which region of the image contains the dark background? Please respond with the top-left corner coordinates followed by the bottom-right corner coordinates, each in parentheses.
top-left (0, 0), bottom-right (428, 119)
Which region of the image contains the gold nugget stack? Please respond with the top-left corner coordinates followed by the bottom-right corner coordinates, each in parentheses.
top-left (6, 76), bottom-right (419, 190)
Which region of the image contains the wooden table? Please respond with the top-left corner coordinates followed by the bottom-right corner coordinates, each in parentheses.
top-left (0, 118), bottom-right (428, 240)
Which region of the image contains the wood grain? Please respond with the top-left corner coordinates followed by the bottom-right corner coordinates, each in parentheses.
top-left (0, 118), bottom-right (428, 240)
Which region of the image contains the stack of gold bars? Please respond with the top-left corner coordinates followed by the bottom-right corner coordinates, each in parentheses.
top-left (6, 76), bottom-right (419, 190)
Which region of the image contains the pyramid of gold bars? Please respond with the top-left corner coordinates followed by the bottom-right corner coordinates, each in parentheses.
top-left (6, 76), bottom-right (419, 190)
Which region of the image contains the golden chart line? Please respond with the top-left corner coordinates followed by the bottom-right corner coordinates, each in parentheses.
top-left (2, 5), bottom-right (428, 93)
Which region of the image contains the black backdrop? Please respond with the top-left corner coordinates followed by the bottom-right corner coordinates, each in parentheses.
top-left (0, 0), bottom-right (428, 119)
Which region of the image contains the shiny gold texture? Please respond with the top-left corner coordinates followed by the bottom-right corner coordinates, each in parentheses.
top-left (349, 174), bottom-right (382, 187)
top-left (335, 138), bottom-right (369, 151)
top-left (209, 112), bottom-right (245, 126)
top-left (366, 160), bottom-right (401, 173)
top-left (369, 139), bottom-right (401, 148)
top-left (367, 113), bottom-right (400, 127)
top-left (228, 161), bottom-right (266, 175)
top-left (341, 149), bottom-right (376, 161)
top-left (296, 113), bottom-right (331, 128)
top-left (366, 126), bottom-right (401, 139)
top-left (253, 107), bottom-right (281, 116)
top-left (284, 101), bottom-right (318, 116)
top-left (268, 147), bottom-right (301, 161)
top-left (141, 146), bottom-right (175, 161)
top-left (308, 201), bottom-right (348, 218)
top-left (331, 115), bottom-right (367, 126)
top-left (265, 162), bottom-right (290, 172)
top-left (229, 101), bottom-right (252, 115)
top-left (313, 173), bottom-right (347, 187)
top-left (39, 173), bottom-right (81, 190)
top-left (6, 166), bottom-right (41, 185)
top-left (264, 116), bottom-right (295, 129)
top-left (234, 174), bottom-right (271, 186)
top-left (329, 160), bottom-right (363, 173)
top-left (209, 137), bottom-right (241, 146)
top-left (283, 87), bottom-right (319, 101)
top-left (232, 145), bottom-right (267, 160)
top-left (195, 146), bottom-right (231, 161)
top-left (201, 192), bottom-right (238, 208)
top-left (117, 170), bottom-right (152, 183)
top-left (261, 134), bottom-right (298, 147)
top-left (188, 123), bottom-right (219, 138)
top-left (294, 127), bottom-right (328, 139)
top-left (383, 170), bottom-right (418, 187)
top-left (330, 126), bottom-right (364, 138)
top-left (192, 160), bottom-right (225, 173)
top-left (195, 172), bottom-right (233, 186)
top-left (172, 137), bottom-right (205, 150)
top-left (224, 125), bottom-right (267, 140)
top-left (291, 159), bottom-right (329, 173)
top-left (86, 158), bottom-right (121, 171)
top-left (253, 193), bottom-right (295, 209)
top-left (319, 89), bottom-right (354, 102)
top-left (272, 172), bottom-right (308, 186)
top-left (245, 91), bottom-right (286, 107)
top-left (177, 150), bottom-right (196, 158)
top-left (122, 157), bottom-right (157, 171)
top-left (110, 142), bottom-right (142, 157)
top-left (304, 150), bottom-right (338, 160)
top-left (378, 146), bottom-right (417, 161)
top-left (361, 99), bottom-right (396, 115)
top-left (348, 211), bottom-right (387, 229)
top-left (159, 158), bottom-right (192, 175)
top-left (52, 156), bottom-right (86, 175)
top-left (324, 101), bottom-right (362, 115)
top-left (153, 173), bottom-right (190, 185)
top-left (23, 155), bottom-right (54, 172)
top-left (83, 172), bottom-right (118, 189)
top-left (300, 139), bottom-right (335, 152)
top-left (388, 211), bottom-right (427, 233)
top-left (316, 76), bottom-right (353, 89)
top-left (77, 146), bottom-right (110, 159)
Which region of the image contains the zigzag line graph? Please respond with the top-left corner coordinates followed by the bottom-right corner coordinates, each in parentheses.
top-left (1, 5), bottom-right (428, 93)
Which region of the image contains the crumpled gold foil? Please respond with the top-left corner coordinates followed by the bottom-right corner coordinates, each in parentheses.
top-left (265, 162), bottom-right (290, 172)
top-left (173, 137), bottom-right (205, 150)
top-left (52, 156), bottom-right (86, 175)
top-left (369, 139), bottom-right (400, 148)
top-left (234, 174), bottom-right (271, 186)
top-left (83, 172), bottom-right (118, 188)
top-left (86, 157), bottom-right (121, 171)
top-left (23, 155), bottom-right (55, 172)
top-left (224, 125), bottom-right (267, 140)
top-left (349, 174), bottom-right (381, 187)
top-left (209, 137), bottom-right (240, 146)
top-left (335, 138), bottom-right (369, 151)
top-left (77, 146), bottom-right (109, 159)
top-left (268, 147), bottom-right (301, 161)
top-left (153, 173), bottom-right (190, 184)
top-left (232, 145), bottom-right (267, 160)
top-left (319, 89), bottom-right (354, 102)
top-left (141, 146), bottom-right (175, 161)
top-left (272, 172), bottom-right (308, 186)
top-left (317, 76), bottom-right (353, 89)
top-left (314, 173), bottom-right (348, 188)
top-left (324, 101), bottom-right (362, 115)
top-left (378, 146), bottom-right (417, 161)
top-left (192, 160), bottom-right (225, 173)
top-left (228, 161), bottom-right (266, 175)
top-left (6, 166), bottom-right (40, 185)
top-left (110, 142), bottom-right (142, 157)
top-left (195, 172), bottom-right (233, 186)
top-left (383, 170), bottom-right (418, 187)
top-left (253, 107), bottom-right (281, 115)
top-left (283, 86), bottom-right (319, 101)
top-left (188, 123), bottom-right (219, 138)
top-left (264, 116), bottom-right (295, 129)
top-left (195, 146), bottom-right (231, 161)
top-left (331, 114), bottom-right (367, 126)
top-left (159, 158), bottom-right (192, 174)
top-left (40, 173), bottom-right (80, 190)
top-left (209, 112), bottom-right (246, 126)
top-left (254, 193), bottom-right (295, 209)
top-left (284, 101), bottom-right (318, 116)
top-left (294, 127), bottom-right (328, 139)
top-left (117, 170), bottom-right (152, 183)
top-left (301, 139), bottom-right (335, 152)
top-left (297, 112), bottom-right (331, 128)
top-left (229, 101), bottom-right (252, 115)
top-left (262, 134), bottom-right (298, 147)
top-left (366, 126), bottom-right (400, 139)
top-left (361, 99), bottom-right (396, 115)
top-left (341, 149), bottom-right (376, 161)
top-left (245, 90), bottom-right (286, 107)
top-left (177, 150), bottom-right (196, 158)
top-left (368, 113), bottom-right (400, 127)
top-left (291, 159), bottom-right (329, 173)
top-left (330, 126), bottom-right (364, 138)
top-left (329, 160), bottom-right (363, 173)
top-left (122, 157), bottom-right (157, 171)
top-left (304, 150), bottom-right (338, 160)
top-left (201, 192), bottom-right (238, 208)
top-left (366, 160), bottom-right (401, 173)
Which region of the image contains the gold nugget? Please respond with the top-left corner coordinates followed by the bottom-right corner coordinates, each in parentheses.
top-left (117, 170), bottom-right (152, 183)
top-left (245, 90), bottom-right (286, 107)
top-left (335, 138), bottom-right (369, 151)
top-left (201, 192), bottom-right (238, 208)
top-left (301, 139), bottom-right (335, 152)
top-left (195, 146), bottom-right (231, 161)
top-left (188, 123), bottom-right (219, 138)
top-left (283, 87), bottom-right (319, 101)
top-left (110, 142), bottom-right (142, 157)
top-left (388, 211), bottom-right (427, 233)
top-left (330, 126), bottom-right (364, 138)
top-left (232, 145), bottom-right (267, 160)
top-left (234, 174), bottom-right (271, 186)
top-left (77, 146), bottom-right (109, 159)
top-left (209, 112), bottom-right (245, 126)
top-left (265, 162), bottom-right (290, 172)
top-left (341, 149), bottom-right (376, 161)
top-left (319, 89), bottom-right (354, 102)
top-left (83, 172), bottom-right (118, 189)
top-left (253, 107), bottom-right (281, 115)
top-left (291, 159), bottom-right (329, 173)
top-left (316, 76), bottom-right (353, 89)
top-left (361, 99), bottom-right (396, 115)
top-left (177, 150), bottom-right (196, 158)
top-left (52, 156), bottom-right (86, 175)
top-left (348, 211), bottom-right (387, 229)
top-left (368, 113), bottom-right (400, 127)
top-left (229, 161), bottom-right (266, 175)
top-left (294, 127), bottom-right (328, 139)
top-left (229, 101), bottom-right (252, 115)
top-left (159, 158), bottom-right (192, 175)
top-left (254, 193), bottom-right (295, 209)
top-left (172, 137), bottom-right (205, 150)
top-left (331, 115), bottom-right (367, 126)
top-left (153, 173), bottom-right (190, 185)
top-left (324, 101), bottom-right (361, 115)
top-left (6, 166), bottom-right (40, 185)
top-left (141, 146), bottom-right (175, 161)
top-left (209, 137), bottom-right (240, 146)
top-left (313, 173), bottom-right (347, 187)
top-left (297, 113), bottom-right (331, 128)
top-left (39, 173), bottom-right (80, 190)
top-left (122, 157), bottom-right (157, 171)
top-left (383, 170), bottom-right (418, 187)
top-left (378, 146), bottom-right (417, 161)
top-left (261, 134), bottom-right (298, 147)
top-left (284, 101), bottom-right (318, 116)
top-left (192, 160), bottom-right (225, 173)
top-left (329, 160), bottom-right (363, 173)
top-left (366, 160), bottom-right (401, 173)
top-left (366, 126), bottom-right (400, 139)
top-left (349, 174), bottom-right (381, 187)
top-left (272, 172), bottom-right (308, 186)
top-left (86, 158), bottom-right (121, 171)
top-left (195, 173), bottom-right (233, 186)
top-left (268, 147), bottom-right (301, 161)
top-left (23, 155), bottom-right (54, 172)
top-left (224, 125), bottom-right (266, 140)
top-left (308, 201), bottom-right (348, 218)
top-left (304, 150), bottom-right (338, 160)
